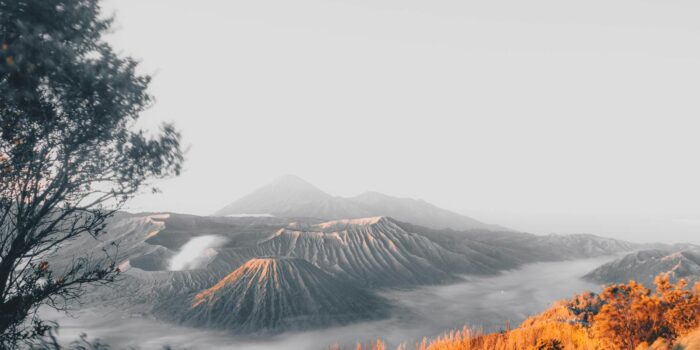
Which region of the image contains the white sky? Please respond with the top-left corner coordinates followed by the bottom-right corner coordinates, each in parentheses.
top-left (102, 0), bottom-right (700, 244)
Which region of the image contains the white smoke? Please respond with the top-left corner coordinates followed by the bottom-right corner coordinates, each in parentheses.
top-left (168, 235), bottom-right (227, 271)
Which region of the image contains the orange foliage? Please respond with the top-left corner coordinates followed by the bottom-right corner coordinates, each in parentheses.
top-left (346, 274), bottom-right (700, 350)
top-left (416, 322), bottom-right (598, 350)
top-left (592, 275), bottom-right (700, 349)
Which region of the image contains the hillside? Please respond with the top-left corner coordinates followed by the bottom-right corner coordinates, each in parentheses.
top-left (350, 191), bottom-right (508, 232)
top-left (396, 222), bottom-right (637, 264)
top-left (350, 274), bottom-right (700, 350)
top-left (584, 249), bottom-right (700, 287)
top-left (675, 327), bottom-right (700, 350)
top-left (170, 257), bottom-right (389, 333)
top-left (250, 217), bottom-right (492, 287)
top-left (214, 175), bottom-right (504, 231)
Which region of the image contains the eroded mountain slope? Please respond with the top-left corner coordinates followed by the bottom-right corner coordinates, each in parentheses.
top-left (167, 257), bottom-right (389, 333)
top-left (584, 249), bottom-right (700, 286)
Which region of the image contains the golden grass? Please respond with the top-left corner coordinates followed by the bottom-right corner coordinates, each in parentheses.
top-left (340, 274), bottom-right (700, 350)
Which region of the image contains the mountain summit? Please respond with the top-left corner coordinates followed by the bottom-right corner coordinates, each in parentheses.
top-left (215, 175), bottom-right (504, 231)
top-left (179, 257), bottom-right (388, 332)
top-left (214, 175), bottom-right (368, 220)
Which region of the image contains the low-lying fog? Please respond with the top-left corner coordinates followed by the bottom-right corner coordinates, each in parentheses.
top-left (43, 256), bottom-right (616, 350)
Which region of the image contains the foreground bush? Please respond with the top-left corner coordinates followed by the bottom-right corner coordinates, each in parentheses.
top-left (344, 274), bottom-right (700, 350)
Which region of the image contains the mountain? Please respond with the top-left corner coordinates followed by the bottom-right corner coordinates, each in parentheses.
top-left (215, 175), bottom-right (503, 231)
top-left (214, 175), bottom-right (368, 221)
top-left (584, 249), bottom-right (700, 287)
top-left (71, 213), bottom-right (638, 293)
top-left (395, 222), bottom-right (637, 264)
top-left (350, 191), bottom-right (508, 232)
top-left (520, 233), bottom-right (638, 260)
top-left (170, 257), bottom-right (389, 333)
top-left (114, 214), bottom-right (633, 289)
top-left (249, 216), bottom-right (498, 287)
top-left (55, 212), bottom-right (639, 334)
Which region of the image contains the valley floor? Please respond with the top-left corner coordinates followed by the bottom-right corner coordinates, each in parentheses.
top-left (41, 255), bottom-right (618, 350)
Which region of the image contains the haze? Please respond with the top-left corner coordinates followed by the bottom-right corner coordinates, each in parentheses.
top-left (102, 0), bottom-right (700, 244)
top-left (46, 256), bottom-right (613, 349)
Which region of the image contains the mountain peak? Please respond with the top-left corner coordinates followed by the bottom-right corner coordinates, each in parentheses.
top-left (315, 216), bottom-right (390, 230)
top-left (213, 175), bottom-right (333, 217)
top-left (192, 257), bottom-right (304, 308)
top-left (270, 174), bottom-right (317, 188)
top-left (214, 176), bottom-right (505, 231)
top-left (263, 175), bottom-right (329, 197)
top-left (184, 257), bottom-right (389, 332)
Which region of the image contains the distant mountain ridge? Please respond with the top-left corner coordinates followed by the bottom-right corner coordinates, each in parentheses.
top-left (215, 175), bottom-right (505, 231)
top-left (584, 248), bottom-right (700, 287)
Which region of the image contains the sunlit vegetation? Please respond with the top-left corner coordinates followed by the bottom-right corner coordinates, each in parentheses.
top-left (339, 274), bottom-right (700, 350)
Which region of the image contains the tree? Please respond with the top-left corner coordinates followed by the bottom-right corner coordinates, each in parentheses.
top-left (531, 339), bottom-right (563, 350)
top-left (0, 0), bottom-right (182, 346)
top-left (591, 276), bottom-right (700, 350)
top-left (592, 281), bottom-right (666, 350)
top-left (656, 275), bottom-right (700, 338)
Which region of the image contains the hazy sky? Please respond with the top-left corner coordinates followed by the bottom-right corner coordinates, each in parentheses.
top-left (102, 0), bottom-right (700, 244)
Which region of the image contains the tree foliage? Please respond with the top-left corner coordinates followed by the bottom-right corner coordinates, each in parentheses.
top-left (593, 275), bottom-right (700, 350)
top-left (348, 274), bottom-right (700, 350)
top-left (0, 0), bottom-right (182, 346)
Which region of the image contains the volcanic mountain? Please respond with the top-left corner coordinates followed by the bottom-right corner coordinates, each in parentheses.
top-left (584, 249), bottom-right (700, 287)
top-left (58, 212), bottom-right (640, 334)
top-left (250, 216), bottom-right (492, 287)
top-left (214, 175), bottom-right (504, 231)
top-left (173, 257), bottom-right (389, 333)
